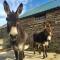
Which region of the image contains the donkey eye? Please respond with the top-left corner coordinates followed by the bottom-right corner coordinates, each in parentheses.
top-left (6, 17), bottom-right (8, 21)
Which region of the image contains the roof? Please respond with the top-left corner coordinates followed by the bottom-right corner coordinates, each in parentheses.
top-left (19, 0), bottom-right (60, 19)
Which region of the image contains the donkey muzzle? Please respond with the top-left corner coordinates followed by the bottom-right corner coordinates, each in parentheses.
top-left (9, 26), bottom-right (18, 36)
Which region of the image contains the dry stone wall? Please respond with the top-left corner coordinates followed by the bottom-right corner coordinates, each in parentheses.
top-left (20, 9), bottom-right (60, 52)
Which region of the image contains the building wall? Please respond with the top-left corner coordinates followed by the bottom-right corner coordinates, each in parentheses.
top-left (20, 8), bottom-right (60, 52)
top-left (0, 27), bottom-right (10, 50)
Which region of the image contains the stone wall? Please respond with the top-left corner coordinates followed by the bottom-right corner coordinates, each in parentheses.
top-left (0, 28), bottom-right (10, 50)
top-left (20, 8), bottom-right (60, 52)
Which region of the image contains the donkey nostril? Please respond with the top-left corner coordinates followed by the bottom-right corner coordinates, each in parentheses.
top-left (10, 34), bottom-right (17, 38)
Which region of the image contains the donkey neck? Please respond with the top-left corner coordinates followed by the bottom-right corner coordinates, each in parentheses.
top-left (17, 25), bottom-right (25, 39)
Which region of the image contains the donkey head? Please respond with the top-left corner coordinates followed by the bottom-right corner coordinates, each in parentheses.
top-left (3, 0), bottom-right (23, 37)
top-left (43, 21), bottom-right (52, 36)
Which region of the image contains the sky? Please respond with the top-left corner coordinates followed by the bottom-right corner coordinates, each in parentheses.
top-left (0, 0), bottom-right (53, 26)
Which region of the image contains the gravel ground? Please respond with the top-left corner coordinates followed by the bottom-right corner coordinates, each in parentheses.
top-left (0, 50), bottom-right (60, 60)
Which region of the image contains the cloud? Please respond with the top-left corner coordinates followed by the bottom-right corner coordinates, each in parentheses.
top-left (17, 0), bottom-right (29, 4)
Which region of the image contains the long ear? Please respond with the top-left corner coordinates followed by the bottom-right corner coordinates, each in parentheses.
top-left (3, 0), bottom-right (10, 14)
top-left (16, 3), bottom-right (23, 15)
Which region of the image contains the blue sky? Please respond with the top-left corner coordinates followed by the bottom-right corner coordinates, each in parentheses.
top-left (0, 0), bottom-right (52, 26)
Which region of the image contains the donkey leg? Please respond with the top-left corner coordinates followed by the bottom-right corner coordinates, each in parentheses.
top-left (18, 44), bottom-right (25, 60)
top-left (45, 41), bottom-right (49, 57)
top-left (45, 46), bottom-right (48, 57)
top-left (34, 48), bottom-right (35, 54)
top-left (19, 51), bottom-right (25, 60)
top-left (14, 50), bottom-right (24, 60)
top-left (33, 42), bottom-right (36, 54)
top-left (14, 50), bottom-right (18, 60)
top-left (13, 45), bottom-right (18, 60)
top-left (33, 44), bottom-right (36, 54)
top-left (42, 44), bottom-right (46, 59)
top-left (38, 45), bottom-right (41, 54)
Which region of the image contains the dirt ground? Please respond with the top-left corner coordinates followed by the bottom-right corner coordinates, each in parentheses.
top-left (0, 50), bottom-right (60, 60)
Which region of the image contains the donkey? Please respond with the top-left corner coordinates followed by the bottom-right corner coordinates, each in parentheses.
top-left (3, 1), bottom-right (29, 60)
top-left (33, 21), bottom-right (52, 59)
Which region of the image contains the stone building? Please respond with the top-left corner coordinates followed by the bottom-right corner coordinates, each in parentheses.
top-left (19, 0), bottom-right (60, 52)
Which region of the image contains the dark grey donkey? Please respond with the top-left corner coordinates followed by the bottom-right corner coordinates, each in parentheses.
top-left (3, 1), bottom-right (29, 60)
top-left (33, 21), bottom-right (53, 59)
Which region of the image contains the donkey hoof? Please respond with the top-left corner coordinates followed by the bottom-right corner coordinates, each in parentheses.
top-left (23, 55), bottom-right (25, 58)
top-left (39, 52), bottom-right (41, 54)
top-left (42, 57), bottom-right (45, 59)
top-left (46, 55), bottom-right (48, 57)
top-left (42, 56), bottom-right (45, 59)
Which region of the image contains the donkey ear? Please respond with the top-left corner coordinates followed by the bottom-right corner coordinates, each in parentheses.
top-left (16, 3), bottom-right (23, 15)
top-left (3, 0), bottom-right (10, 14)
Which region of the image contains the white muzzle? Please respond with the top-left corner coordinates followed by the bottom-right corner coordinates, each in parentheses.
top-left (9, 26), bottom-right (18, 36)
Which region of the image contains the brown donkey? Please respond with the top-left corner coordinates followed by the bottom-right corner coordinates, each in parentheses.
top-left (3, 1), bottom-right (29, 60)
top-left (33, 21), bottom-right (53, 59)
